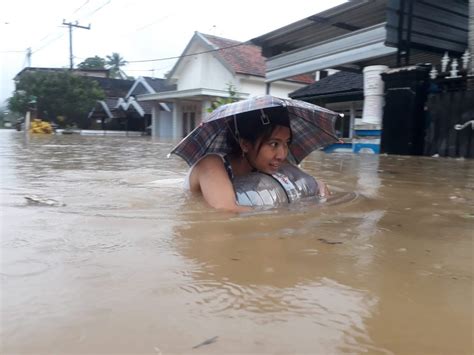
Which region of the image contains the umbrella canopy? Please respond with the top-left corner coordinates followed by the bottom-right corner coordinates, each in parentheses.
top-left (169, 95), bottom-right (341, 167)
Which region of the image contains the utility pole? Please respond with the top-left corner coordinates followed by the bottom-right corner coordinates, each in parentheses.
top-left (26, 47), bottom-right (32, 67)
top-left (62, 20), bottom-right (90, 69)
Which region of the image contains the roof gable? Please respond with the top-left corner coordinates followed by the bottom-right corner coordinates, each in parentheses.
top-left (127, 76), bottom-right (177, 97)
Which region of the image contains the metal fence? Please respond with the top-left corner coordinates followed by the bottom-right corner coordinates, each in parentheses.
top-left (424, 79), bottom-right (473, 158)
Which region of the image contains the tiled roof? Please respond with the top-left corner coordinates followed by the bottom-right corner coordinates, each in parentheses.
top-left (92, 77), bottom-right (135, 97)
top-left (290, 71), bottom-right (363, 99)
top-left (142, 77), bottom-right (176, 92)
top-left (104, 97), bottom-right (121, 108)
top-left (201, 33), bottom-right (314, 84)
top-left (89, 97), bottom-right (122, 119)
top-left (203, 34), bottom-right (265, 77)
top-left (287, 73), bottom-right (315, 85)
top-left (139, 100), bottom-right (155, 114)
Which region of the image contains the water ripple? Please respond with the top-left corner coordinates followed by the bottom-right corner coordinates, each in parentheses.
top-left (1, 258), bottom-right (52, 277)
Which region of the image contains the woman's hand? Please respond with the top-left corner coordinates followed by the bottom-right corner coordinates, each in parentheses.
top-left (317, 180), bottom-right (330, 199)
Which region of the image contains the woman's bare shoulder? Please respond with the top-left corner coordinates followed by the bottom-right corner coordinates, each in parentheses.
top-left (189, 154), bottom-right (226, 192)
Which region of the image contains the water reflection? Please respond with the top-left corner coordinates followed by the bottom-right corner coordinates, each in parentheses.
top-left (171, 189), bottom-right (412, 352)
top-left (357, 154), bottom-right (381, 198)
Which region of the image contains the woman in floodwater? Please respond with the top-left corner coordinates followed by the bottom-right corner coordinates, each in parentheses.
top-left (184, 107), bottom-right (330, 212)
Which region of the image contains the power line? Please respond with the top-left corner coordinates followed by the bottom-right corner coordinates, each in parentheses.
top-left (81, 0), bottom-right (112, 19)
top-left (131, 13), bottom-right (175, 33)
top-left (71, 0), bottom-right (90, 15)
top-left (31, 34), bottom-right (64, 54)
top-left (34, 0), bottom-right (92, 46)
top-left (127, 41), bottom-right (250, 63)
top-left (28, 0), bottom-right (109, 57)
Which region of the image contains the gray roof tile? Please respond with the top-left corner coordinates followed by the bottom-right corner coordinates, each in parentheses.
top-left (290, 71), bottom-right (362, 98)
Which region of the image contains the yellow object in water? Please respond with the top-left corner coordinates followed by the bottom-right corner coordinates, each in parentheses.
top-left (30, 119), bottom-right (53, 134)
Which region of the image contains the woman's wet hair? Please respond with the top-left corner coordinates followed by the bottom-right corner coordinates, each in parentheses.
top-left (226, 106), bottom-right (292, 154)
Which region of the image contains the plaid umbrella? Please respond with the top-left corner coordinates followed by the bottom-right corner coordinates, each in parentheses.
top-left (169, 95), bottom-right (342, 166)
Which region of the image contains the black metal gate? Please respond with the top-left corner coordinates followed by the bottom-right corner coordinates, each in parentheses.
top-left (381, 66), bottom-right (473, 159)
top-left (424, 81), bottom-right (473, 158)
top-left (381, 66), bottom-right (429, 156)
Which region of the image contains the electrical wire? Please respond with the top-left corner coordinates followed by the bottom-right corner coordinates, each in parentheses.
top-left (81, 0), bottom-right (111, 19)
top-left (71, 0), bottom-right (90, 15)
top-left (31, 34), bottom-right (64, 54)
top-left (127, 41), bottom-right (250, 63)
top-left (29, 0), bottom-right (111, 55)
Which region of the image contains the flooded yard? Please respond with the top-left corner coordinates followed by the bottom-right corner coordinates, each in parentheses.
top-left (1, 130), bottom-right (473, 354)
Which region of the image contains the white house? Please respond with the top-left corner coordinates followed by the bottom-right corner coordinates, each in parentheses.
top-left (137, 31), bottom-right (314, 139)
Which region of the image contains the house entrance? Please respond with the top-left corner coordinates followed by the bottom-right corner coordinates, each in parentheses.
top-left (182, 105), bottom-right (197, 137)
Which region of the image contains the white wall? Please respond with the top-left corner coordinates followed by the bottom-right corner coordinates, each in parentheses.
top-left (152, 105), bottom-right (173, 138)
top-left (239, 77), bottom-right (267, 96)
top-left (176, 55), bottom-right (202, 91)
top-left (238, 75), bottom-right (311, 99)
top-left (176, 42), bottom-right (235, 91)
top-left (158, 110), bottom-right (173, 138)
top-left (269, 81), bottom-right (311, 99)
top-left (201, 54), bottom-right (235, 89)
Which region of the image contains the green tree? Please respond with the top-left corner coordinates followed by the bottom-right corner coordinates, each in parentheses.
top-left (77, 56), bottom-right (106, 70)
top-left (207, 83), bottom-right (239, 112)
top-left (106, 52), bottom-right (129, 79)
top-left (8, 71), bottom-right (105, 128)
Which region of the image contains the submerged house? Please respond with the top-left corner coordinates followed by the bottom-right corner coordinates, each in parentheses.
top-left (137, 31), bottom-right (314, 139)
top-left (251, 0), bottom-right (470, 155)
top-left (13, 67), bottom-right (135, 129)
top-left (89, 76), bottom-right (175, 133)
top-left (88, 77), bottom-right (135, 130)
top-left (290, 71), bottom-right (364, 139)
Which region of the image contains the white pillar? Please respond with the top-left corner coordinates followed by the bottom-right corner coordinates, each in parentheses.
top-left (201, 100), bottom-right (212, 123)
top-left (361, 65), bottom-right (388, 126)
top-left (349, 101), bottom-right (356, 138)
top-left (172, 103), bottom-right (180, 139)
top-left (151, 105), bottom-right (158, 137)
top-left (24, 111), bottom-right (31, 133)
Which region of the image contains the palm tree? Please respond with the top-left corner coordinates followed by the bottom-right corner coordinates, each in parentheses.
top-left (106, 52), bottom-right (128, 79)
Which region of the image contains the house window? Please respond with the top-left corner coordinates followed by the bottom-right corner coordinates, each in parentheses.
top-left (182, 111), bottom-right (196, 137)
top-left (334, 113), bottom-right (352, 138)
top-left (327, 102), bottom-right (363, 139)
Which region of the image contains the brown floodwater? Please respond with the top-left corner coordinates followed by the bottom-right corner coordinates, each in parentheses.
top-left (1, 130), bottom-right (472, 354)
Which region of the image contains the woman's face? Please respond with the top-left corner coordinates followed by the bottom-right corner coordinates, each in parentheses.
top-left (243, 125), bottom-right (291, 174)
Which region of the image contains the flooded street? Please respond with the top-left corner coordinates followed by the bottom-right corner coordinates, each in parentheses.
top-left (1, 129), bottom-right (472, 354)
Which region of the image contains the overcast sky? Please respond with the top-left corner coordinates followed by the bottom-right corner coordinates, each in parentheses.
top-left (0, 0), bottom-right (347, 106)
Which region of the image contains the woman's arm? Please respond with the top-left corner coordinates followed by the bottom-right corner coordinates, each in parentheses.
top-left (191, 155), bottom-right (251, 213)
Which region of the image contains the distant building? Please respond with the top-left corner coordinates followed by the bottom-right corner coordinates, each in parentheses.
top-left (14, 67), bottom-right (110, 81)
top-left (251, 0), bottom-right (469, 155)
top-left (138, 32), bottom-right (315, 139)
top-left (88, 76), bottom-right (175, 133)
